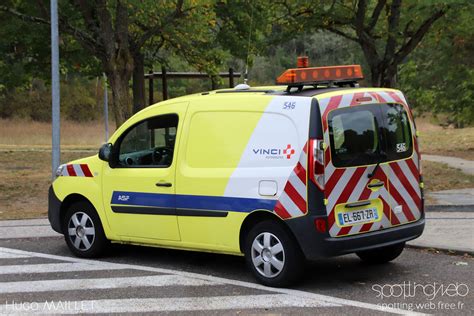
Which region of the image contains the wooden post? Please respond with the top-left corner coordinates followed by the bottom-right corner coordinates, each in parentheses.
top-left (162, 66), bottom-right (168, 100)
top-left (211, 76), bottom-right (218, 90)
top-left (148, 70), bottom-right (154, 105)
top-left (229, 68), bottom-right (234, 88)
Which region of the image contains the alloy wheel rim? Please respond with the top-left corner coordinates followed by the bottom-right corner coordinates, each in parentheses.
top-left (251, 232), bottom-right (285, 278)
top-left (68, 212), bottom-right (95, 251)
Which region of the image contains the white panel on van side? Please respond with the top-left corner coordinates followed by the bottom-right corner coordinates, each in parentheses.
top-left (224, 96), bottom-right (312, 201)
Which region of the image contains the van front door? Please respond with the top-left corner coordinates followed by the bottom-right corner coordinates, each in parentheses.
top-left (102, 104), bottom-right (187, 241)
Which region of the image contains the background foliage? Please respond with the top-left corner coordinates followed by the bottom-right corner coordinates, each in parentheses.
top-left (0, 0), bottom-right (472, 126)
top-left (398, 5), bottom-right (474, 127)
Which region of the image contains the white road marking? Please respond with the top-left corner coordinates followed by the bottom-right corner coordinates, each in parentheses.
top-left (0, 251), bottom-right (31, 259)
top-left (0, 247), bottom-right (427, 315)
top-left (0, 226), bottom-right (60, 239)
top-left (0, 295), bottom-right (336, 314)
top-left (0, 219), bottom-right (50, 227)
top-left (0, 275), bottom-right (216, 294)
top-left (0, 263), bottom-right (124, 275)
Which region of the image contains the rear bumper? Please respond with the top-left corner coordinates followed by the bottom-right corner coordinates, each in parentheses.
top-left (286, 214), bottom-right (425, 261)
top-left (48, 185), bottom-right (63, 234)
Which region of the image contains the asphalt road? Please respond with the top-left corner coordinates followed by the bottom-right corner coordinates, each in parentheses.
top-left (0, 234), bottom-right (472, 315)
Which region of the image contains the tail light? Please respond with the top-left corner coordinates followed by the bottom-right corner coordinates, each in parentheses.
top-left (308, 139), bottom-right (325, 190)
top-left (314, 218), bottom-right (327, 233)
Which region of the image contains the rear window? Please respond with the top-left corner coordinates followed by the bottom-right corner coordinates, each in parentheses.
top-left (382, 103), bottom-right (412, 161)
top-left (328, 103), bottom-right (413, 168)
top-left (328, 106), bottom-right (380, 167)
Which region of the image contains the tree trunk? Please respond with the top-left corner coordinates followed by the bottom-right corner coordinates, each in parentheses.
top-left (360, 49), bottom-right (382, 87)
top-left (363, 55), bottom-right (398, 88)
top-left (368, 63), bottom-right (397, 88)
top-left (102, 49), bottom-right (133, 127)
top-left (381, 64), bottom-right (397, 87)
top-left (132, 52), bottom-right (146, 114)
top-left (107, 73), bottom-right (130, 127)
top-left (369, 64), bottom-right (382, 87)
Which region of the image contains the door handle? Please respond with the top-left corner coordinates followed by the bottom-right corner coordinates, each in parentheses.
top-left (367, 181), bottom-right (384, 188)
top-left (345, 201), bottom-right (371, 208)
top-left (156, 182), bottom-right (172, 187)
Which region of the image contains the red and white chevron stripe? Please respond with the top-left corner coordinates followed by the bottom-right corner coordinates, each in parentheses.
top-left (274, 142), bottom-right (308, 219)
top-left (61, 164), bottom-right (93, 177)
top-left (319, 90), bottom-right (422, 237)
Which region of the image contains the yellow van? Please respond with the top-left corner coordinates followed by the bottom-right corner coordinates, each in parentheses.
top-left (49, 62), bottom-right (424, 286)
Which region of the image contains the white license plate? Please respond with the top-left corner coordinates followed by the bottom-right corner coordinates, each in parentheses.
top-left (338, 208), bottom-right (379, 226)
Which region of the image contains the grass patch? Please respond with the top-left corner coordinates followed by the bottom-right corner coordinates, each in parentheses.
top-left (423, 161), bottom-right (474, 192)
top-left (0, 119), bottom-right (113, 148)
top-left (417, 118), bottom-right (474, 160)
top-left (0, 151), bottom-right (92, 220)
top-left (422, 160), bottom-right (474, 205)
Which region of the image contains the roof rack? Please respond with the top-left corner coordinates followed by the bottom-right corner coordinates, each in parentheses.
top-left (215, 89), bottom-right (276, 94)
top-left (284, 81), bottom-right (359, 93)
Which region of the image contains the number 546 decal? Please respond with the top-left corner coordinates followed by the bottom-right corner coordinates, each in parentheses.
top-left (396, 143), bottom-right (407, 152)
top-left (283, 101), bottom-right (295, 110)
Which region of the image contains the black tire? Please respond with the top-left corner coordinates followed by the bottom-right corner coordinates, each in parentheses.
top-left (62, 201), bottom-right (109, 258)
top-left (244, 220), bottom-right (303, 287)
top-left (356, 242), bottom-right (405, 264)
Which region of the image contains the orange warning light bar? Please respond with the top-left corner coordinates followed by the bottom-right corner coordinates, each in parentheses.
top-left (297, 56), bottom-right (309, 68)
top-left (276, 65), bottom-right (364, 85)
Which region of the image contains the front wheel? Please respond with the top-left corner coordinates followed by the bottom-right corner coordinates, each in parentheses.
top-left (356, 242), bottom-right (405, 264)
top-left (244, 220), bottom-right (303, 287)
top-left (62, 201), bottom-right (109, 258)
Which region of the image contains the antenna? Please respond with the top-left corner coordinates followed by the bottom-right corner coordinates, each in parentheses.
top-left (244, 3), bottom-right (255, 84)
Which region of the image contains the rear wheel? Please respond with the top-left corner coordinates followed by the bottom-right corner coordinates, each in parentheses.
top-left (62, 201), bottom-right (108, 258)
top-left (356, 242), bottom-right (405, 264)
top-left (244, 220), bottom-right (303, 287)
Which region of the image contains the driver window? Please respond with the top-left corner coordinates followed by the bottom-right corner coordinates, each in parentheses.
top-left (117, 114), bottom-right (178, 167)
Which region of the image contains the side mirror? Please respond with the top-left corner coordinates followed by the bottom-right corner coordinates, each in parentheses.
top-left (98, 143), bottom-right (113, 162)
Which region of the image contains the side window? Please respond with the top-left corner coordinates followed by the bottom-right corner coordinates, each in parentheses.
top-left (116, 114), bottom-right (178, 167)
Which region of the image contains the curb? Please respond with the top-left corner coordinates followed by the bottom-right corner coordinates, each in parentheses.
top-left (406, 243), bottom-right (474, 256)
top-left (425, 205), bottom-right (474, 212)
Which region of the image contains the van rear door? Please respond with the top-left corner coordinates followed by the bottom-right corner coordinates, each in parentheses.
top-left (380, 101), bottom-right (423, 227)
top-left (319, 91), bottom-right (422, 238)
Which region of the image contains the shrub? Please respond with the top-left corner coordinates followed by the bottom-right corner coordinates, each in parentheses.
top-left (0, 78), bottom-right (104, 122)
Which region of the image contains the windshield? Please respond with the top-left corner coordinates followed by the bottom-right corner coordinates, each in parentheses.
top-left (328, 103), bottom-right (413, 168)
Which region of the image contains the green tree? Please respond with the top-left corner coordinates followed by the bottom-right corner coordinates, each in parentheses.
top-left (1, 1), bottom-right (221, 126)
top-left (399, 4), bottom-right (474, 126)
top-left (214, 1), bottom-right (271, 71)
top-left (273, 0), bottom-right (458, 87)
top-left (0, 2), bottom-right (99, 94)
top-left (250, 31), bottom-right (364, 85)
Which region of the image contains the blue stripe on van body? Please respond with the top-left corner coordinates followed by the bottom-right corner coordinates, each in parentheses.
top-left (112, 191), bottom-right (174, 209)
top-left (111, 191), bottom-right (277, 213)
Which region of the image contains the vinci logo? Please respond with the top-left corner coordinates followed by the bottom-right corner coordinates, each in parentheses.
top-left (252, 144), bottom-right (295, 160)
